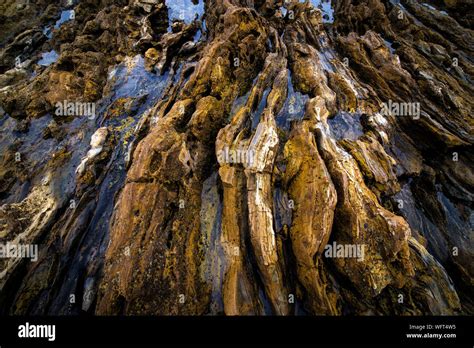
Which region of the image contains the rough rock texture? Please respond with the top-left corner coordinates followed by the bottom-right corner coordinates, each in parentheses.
top-left (0, 0), bottom-right (472, 315)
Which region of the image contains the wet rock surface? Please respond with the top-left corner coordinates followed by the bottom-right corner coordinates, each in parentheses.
top-left (0, 0), bottom-right (472, 315)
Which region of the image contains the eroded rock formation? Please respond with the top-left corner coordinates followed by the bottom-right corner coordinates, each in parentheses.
top-left (0, 0), bottom-right (472, 315)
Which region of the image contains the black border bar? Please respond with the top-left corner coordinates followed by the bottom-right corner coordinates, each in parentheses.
top-left (0, 315), bottom-right (473, 346)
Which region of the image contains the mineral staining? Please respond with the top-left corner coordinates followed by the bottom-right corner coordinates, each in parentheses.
top-left (0, 0), bottom-right (472, 316)
top-left (37, 50), bottom-right (59, 67)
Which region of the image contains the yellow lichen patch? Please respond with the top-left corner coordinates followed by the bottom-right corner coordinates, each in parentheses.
top-left (115, 116), bottom-right (135, 146)
top-left (48, 147), bottom-right (72, 170)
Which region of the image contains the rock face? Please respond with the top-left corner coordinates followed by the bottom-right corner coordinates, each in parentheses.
top-left (0, 0), bottom-right (472, 315)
